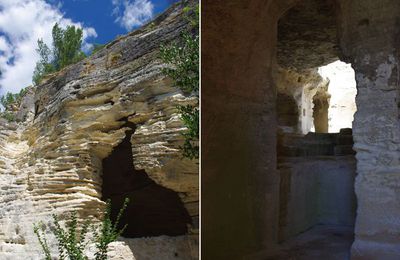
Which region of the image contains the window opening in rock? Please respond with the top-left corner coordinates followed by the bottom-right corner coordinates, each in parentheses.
top-left (316, 60), bottom-right (357, 133)
top-left (101, 124), bottom-right (192, 238)
top-left (275, 0), bottom-right (357, 256)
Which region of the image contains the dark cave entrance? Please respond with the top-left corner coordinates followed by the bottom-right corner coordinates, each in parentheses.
top-left (101, 123), bottom-right (191, 238)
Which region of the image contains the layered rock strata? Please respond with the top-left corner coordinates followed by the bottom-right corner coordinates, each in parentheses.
top-left (0, 2), bottom-right (198, 259)
top-left (203, 0), bottom-right (400, 259)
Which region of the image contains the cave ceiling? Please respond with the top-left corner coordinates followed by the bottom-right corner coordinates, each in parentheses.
top-left (277, 0), bottom-right (340, 71)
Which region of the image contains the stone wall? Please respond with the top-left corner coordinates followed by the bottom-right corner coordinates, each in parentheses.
top-left (0, 2), bottom-right (198, 259)
top-left (337, 0), bottom-right (400, 258)
top-left (278, 131), bottom-right (356, 241)
top-left (279, 156), bottom-right (356, 240)
top-left (275, 67), bottom-right (329, 134)
top-left (202, 0), bottom-right (297, 259)
top-left (203, 0), bottom-right (400, 259)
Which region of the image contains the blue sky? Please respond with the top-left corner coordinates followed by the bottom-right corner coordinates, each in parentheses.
top-left (0, 0), bottom-right (179, 95)
top-left (55, 0), bottom-right (179, 44)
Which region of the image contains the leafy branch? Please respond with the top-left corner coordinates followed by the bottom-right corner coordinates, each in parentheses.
top-left (34, 198), bottom-right (129, 260)
top-left (160, 3), bottom-right (199, 159)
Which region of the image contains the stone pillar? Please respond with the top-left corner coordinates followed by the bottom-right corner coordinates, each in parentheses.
top-left (313, 91), bottom-right (330, 133)
top-left (202, 0), bottom-right (295, 258)
top-left (337, 0), bottom-right (400, 258)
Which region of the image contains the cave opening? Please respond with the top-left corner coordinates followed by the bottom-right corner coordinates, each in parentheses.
top-left (312, 88), bottom-right (330, 133)
top-left (101, 122), bottom-right (192, 238)
top-left (274, 0), bottom-right (357, 257)
top-left (315, 60), bottom-right (357, 133)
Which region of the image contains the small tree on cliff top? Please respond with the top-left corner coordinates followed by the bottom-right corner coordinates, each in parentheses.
top-left (33, 23), bottom-right (86, 86)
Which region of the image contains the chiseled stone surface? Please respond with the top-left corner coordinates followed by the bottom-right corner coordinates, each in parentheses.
top-left (338, 0), bottom-right (400, 258)
top-left (277, 0), bottom-right (339, 71)
top-left (0, 2), bottom-right (198, 259)
top-left (274, 67), bottom-right (328, 134)
top-left (203, 0), bottom-right (400, 259)
top-left (278, 155), bottom-right (356, 242)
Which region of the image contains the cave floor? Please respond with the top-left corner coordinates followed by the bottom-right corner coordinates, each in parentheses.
top-left (266, 225), bottom-right (354, 260)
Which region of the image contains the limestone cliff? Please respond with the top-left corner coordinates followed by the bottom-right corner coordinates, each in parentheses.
top-left (0, 2), bottom-right (198, 259)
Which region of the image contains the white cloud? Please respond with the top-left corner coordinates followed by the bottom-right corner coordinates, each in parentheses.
top-left (0, 0), bottom-right (97, 94)
top-left (112, 0), bottom-right (154, 31)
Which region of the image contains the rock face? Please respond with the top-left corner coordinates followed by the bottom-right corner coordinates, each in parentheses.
top-left (279, 156), bottom-right (356, 240)
top-left (277, 0), bottom-right (339, 71)
top-left (0, 2), bottom-right (198, 259)
top-left (274, 67), bottom-right (329, 134)
top-left (278, 130), bottom-right (356, 241)
top-left (338, 1), bottom-right (400, 258)
top-left (203, 0), bottom-right (400, 259)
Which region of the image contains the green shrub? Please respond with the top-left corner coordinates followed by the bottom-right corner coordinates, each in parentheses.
top-left (94, 199), bottom-right (129, 260)
top-left (183, 3), bottom-right (199, 27)
top-left (1, 111), bottom-right (15, 122)
top-left (33, 223), bottom-right (51, 260)
top-left (0, 88), bottom-right (27, 110)
top-left (160, 3), bottom-right (199, 159)
top-left (0, 88), bottom-right (28, 122)
top-left (90, 43), bottom-right (106, 55)
top-left (178, 105), bottom-right (199, 159)
top-left (160, 32), bottom-right (199, 94)
top-left (34, 198), bottom-right (129, 260)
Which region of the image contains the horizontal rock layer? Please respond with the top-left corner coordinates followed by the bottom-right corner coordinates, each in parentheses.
top-left (0, 2), bottom-right (198, 259)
